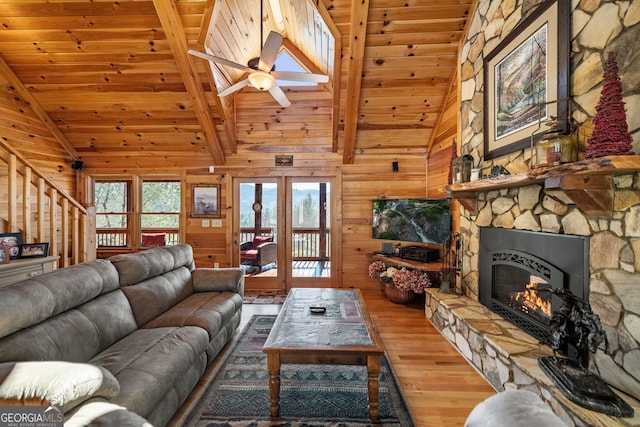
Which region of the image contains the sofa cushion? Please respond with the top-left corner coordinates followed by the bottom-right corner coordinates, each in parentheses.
top-left (0, 361), bottom-right (120, 412)
top-left (120, 267), bottom-right (194, 327)
top-left (65, 401), bottom-right (152, 427)
top-left (0, 290), bottom-right (138, 363)
top-left (110, 245), bottom-right (195, 286)
top-left (143, 291), bottom-right (243, 340)
top-left (90, 326), bottom-right (209, 419)
top-left (0, 259), bottom-right (119, 339)
top-left (252, 235), bottom-right (272, 248)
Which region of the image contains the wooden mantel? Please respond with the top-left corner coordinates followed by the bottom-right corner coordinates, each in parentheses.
top-left (446, 155), bottom-right (640, 216)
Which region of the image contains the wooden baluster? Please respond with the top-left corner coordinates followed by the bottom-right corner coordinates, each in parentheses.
top-left (72, 205), bottom-right (79, 265)
top-left (37, 178), bottom-right (46, 242)
top-left (49, 188), bottom-right (58, 263)
top-left (61, 198), bottom-right (69, 267)
top-left (8, 154), bottom-right (17, 232)
top-left (23, 166), bottom-right (32, 242)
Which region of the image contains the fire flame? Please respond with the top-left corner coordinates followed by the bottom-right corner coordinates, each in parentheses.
top-left (512, 284), bottom-right (551, 317)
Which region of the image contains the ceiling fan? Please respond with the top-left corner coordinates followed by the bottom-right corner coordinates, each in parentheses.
top-left (188, 4), bottom-right (329, 107)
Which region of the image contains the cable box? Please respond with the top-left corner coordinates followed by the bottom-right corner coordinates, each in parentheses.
top-left (398, 246), bottom-right (439, 262)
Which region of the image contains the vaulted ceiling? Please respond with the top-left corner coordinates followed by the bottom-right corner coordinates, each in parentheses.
top-left (0, 0), bottom-right (473, 170)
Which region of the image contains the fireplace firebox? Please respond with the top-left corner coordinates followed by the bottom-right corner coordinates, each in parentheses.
top-left (479, 227), bottom-right (589, 361)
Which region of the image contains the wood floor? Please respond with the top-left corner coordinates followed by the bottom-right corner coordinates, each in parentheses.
top-left (170, 288), bottom-right (496, 426)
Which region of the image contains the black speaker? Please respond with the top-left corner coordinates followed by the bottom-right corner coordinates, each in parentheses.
top-left (392, 161), bottom-right (399, 172)
top-left (71, 160), bottom-right (83, 170)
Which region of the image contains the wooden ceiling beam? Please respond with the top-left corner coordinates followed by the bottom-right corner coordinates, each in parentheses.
top-left (342, 0), bottom-right (369, 164)
top-left (196, 0), bottom-right (237, 154)
top-left (312, 0), bottom-right (342, 153)
top-left (152, 0), bottom-right (226, 165)
top-left (0, 55), bottom-right (79, 161)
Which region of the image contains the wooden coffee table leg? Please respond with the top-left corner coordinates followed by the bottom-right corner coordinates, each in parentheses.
top-left (367, 355), bottom-right (381, 420)
top-left (266, 352), bottom-right (281, 417)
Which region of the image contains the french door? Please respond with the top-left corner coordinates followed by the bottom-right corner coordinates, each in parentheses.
top-left (233, 176), bottom-right (338, 291)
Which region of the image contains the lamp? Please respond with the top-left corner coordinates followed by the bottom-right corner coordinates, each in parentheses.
top-left (248, 71), bottom-right (275, 91)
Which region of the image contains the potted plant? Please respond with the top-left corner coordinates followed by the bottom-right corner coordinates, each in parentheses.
top-left (369, 261), bottom-right (432, 304)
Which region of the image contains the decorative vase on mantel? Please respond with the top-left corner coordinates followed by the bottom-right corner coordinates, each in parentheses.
top-left (383, 282), bottom-right (415, 304)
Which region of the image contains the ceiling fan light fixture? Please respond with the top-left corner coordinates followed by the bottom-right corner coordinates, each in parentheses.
top-left (248, 71), bottom-right (275, 91)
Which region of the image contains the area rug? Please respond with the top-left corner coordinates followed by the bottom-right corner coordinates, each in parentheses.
top-left (243, 290), bottom-right (287, 304)
top-left (186, 315), bottom-right (415, 426)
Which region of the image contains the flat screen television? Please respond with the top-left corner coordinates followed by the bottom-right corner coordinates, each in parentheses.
top-left (372, 198), bottom-right (451, 244)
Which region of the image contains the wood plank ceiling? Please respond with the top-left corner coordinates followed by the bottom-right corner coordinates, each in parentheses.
top-left (0, 0), bottom-right (473, 170)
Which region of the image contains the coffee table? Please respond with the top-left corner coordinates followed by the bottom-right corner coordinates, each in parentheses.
top-left (262, 288), bottom-right (384, 420)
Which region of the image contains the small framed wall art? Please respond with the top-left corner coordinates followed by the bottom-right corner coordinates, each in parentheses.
top-left (192, 184), bottom-right (221, 218)
top-left (21, 242), bottom-right (49, 258)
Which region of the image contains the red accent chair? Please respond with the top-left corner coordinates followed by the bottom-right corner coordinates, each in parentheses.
top-left (240, 236), bottom-right (277, 269)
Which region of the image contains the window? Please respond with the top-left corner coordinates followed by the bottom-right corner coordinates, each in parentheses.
top-left (95, 180), bottom-right (131, 247)
top-left (141, 180), bottom-right (180, 246)
top-left (94, 177), bottom-right (181, 248)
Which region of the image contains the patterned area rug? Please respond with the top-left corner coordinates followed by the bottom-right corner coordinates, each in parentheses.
top-left (188, 315), bottom-right (415, 426)
top-left (242, 290), bottom-right (287, 304)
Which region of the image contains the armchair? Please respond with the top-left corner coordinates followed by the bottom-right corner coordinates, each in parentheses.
top-left (240, 236), bottom-right (277, 270)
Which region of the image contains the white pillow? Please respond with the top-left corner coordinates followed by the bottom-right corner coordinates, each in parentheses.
top-left (0, 361), bottom-right (120, 411)
top-left (465, 390), bottom-right (566, 427)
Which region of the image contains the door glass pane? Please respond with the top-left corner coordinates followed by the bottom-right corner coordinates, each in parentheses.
top-left (291, 182), bottom-right (330, 278)
top-left (239, 182), bottom-right (277, 276)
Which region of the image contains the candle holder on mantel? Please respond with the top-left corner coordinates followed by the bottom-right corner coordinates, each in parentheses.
top-left (451, 154), bottom-right (473, 184)
top-left (535, 286), bottom-right (634, 418)
top-left (534, 118), bottom-right (577, 167)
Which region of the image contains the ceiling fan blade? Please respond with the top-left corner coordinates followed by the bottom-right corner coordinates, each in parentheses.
top-left (268, 84), bottom-right (291, 107)
top-left (218, 79), bottom-right (250, 96)
top-left (188, 49), bottom-right (253, 73)
top-left (271, 71), bottom-right (329, 83)
top-left (258, 31), bottom-right (283, 72)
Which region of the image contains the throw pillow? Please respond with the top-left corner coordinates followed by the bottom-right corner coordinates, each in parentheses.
top-left (0, 361), bottom-right (120, 412)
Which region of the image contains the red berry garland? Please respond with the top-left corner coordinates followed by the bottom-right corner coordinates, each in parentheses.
top-left (585, 52), bottom-right (634, 158)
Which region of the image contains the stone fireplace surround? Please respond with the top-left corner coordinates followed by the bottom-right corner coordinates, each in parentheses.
top-left (427, 169), bottom-right (640, 426)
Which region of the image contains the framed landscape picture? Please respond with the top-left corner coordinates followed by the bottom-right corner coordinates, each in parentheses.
top-left (192, 184), bottom-right (221, 218)
top-left (483, 0), bottom-right (570, 160)
top-left (0, 232), bottom-right (23, 259)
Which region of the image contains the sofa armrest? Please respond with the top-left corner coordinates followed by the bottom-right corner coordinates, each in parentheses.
top-left (191, 268), bottom-right (244, 295)
top-left (0, 361), bottom-right (120, 412)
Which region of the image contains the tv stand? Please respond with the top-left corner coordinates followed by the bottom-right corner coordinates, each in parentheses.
top-left (367, 253), bottom-right (444, 273)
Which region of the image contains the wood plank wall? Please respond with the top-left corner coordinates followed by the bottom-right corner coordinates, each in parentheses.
top-left (0, 73), bottom-right (76, 196)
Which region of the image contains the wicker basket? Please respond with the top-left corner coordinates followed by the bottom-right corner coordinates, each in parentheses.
top-left (384, 283), bottom-right (415, 304)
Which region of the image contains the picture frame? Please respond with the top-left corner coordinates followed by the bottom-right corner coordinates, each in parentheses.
top-left (0, 232), bottom-right (23, 260)
top-left (192, 184), bottom-right (221, 218)
top-left (20, 242), bottom-right (49, 258)
top-left (0, 247), bottom-right (9, 264)
top-left (483, 0), bottom-right (570, 160)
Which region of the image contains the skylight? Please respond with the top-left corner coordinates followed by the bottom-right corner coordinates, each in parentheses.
top-left (275, 51), bottom-right (317, 87)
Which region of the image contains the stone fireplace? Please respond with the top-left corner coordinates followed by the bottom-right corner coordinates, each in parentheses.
top-left (425, 169), bottom-right (640, 426)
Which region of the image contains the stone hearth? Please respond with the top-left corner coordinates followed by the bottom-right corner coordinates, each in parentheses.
top-left (424, 288), bottom-right (640, 426)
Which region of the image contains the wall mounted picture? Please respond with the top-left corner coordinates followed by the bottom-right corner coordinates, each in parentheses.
top-left (0, 232), bottom-right (23, 259)
top-left (192, 184), bottom-right (221, 218)
top-left (21, 242), bottom-right (49, 258)
top-left (483, 0), bottom-right (570, 160)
